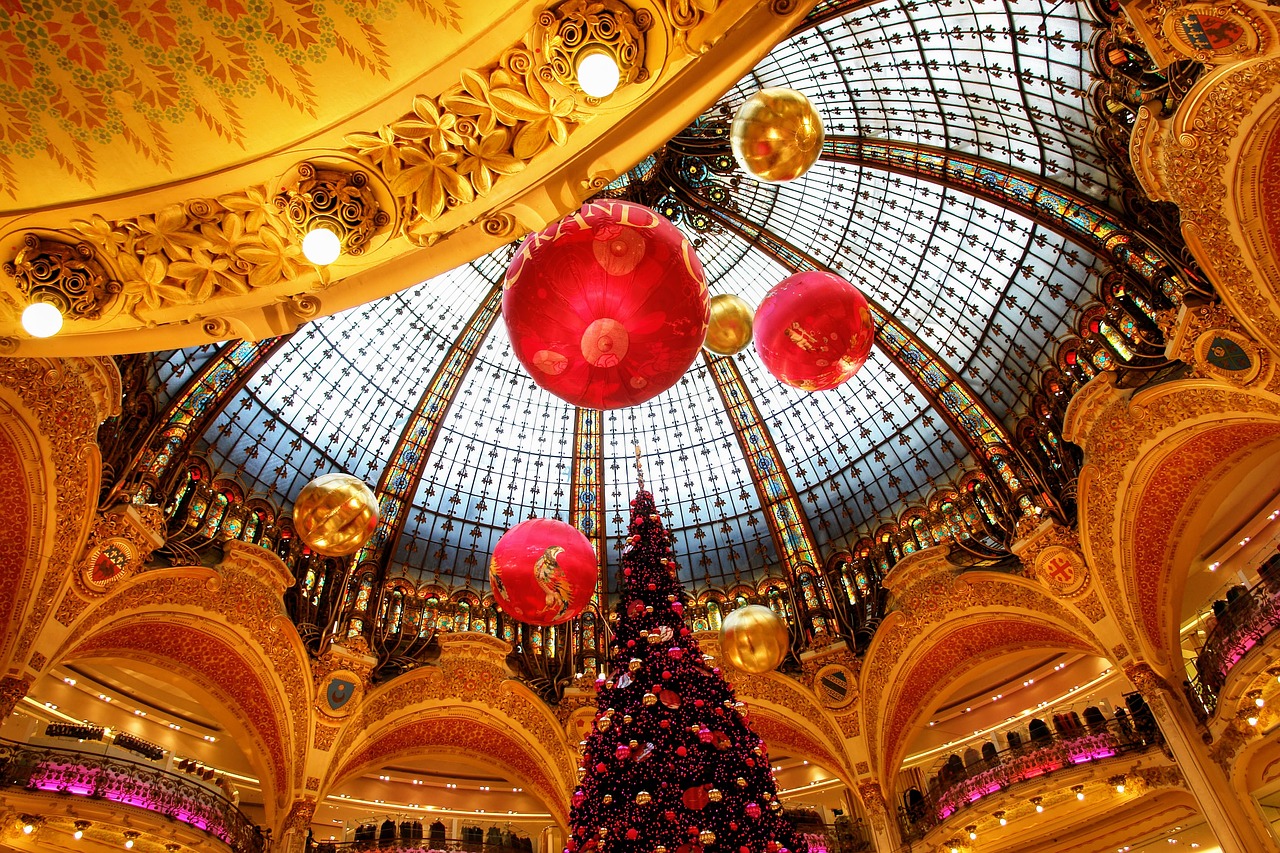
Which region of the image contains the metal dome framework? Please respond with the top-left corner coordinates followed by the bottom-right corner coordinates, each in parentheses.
top-left (124, 0), bottom-right (1197, 685)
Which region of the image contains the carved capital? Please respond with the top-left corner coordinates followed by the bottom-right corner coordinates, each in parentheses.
top-left (2, 233), bottom-right (122, 321)
top-left (0, 675), bottom-right (33, 718)
top-left (1208, 717), bottom-right (1253, 771)
top-left (855, 779), bottom-right (888, 832)
top-left (1124, 661), bottom-right (1174, 699)
top-left (219, 540), bottom-right (295, 597)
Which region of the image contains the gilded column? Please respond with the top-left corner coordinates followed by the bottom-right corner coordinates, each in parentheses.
top-left (1125, 663), bottom-right (1279, 853)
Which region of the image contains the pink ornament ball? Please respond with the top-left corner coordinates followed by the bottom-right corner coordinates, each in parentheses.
top-left (753, 270), bottom-right (874, 391)
top-left (503, 199), bottom-right (710, 409)
top-left (489, 518), bottom-right (597, 626)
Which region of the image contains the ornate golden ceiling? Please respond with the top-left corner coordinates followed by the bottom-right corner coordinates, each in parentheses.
top-left (0, 0), bottom-right (476, 209)
top-left (0, 0), bottom-right (814, 355)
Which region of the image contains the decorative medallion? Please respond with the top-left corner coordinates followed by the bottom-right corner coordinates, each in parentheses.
top-left (273, 161), bottom-right (394, 258)
top-left (81, 539), bottom-right (136, 593)
top-left (1034, 545), bottom-right (1088, 597)
top-left (1194, 328), bottom-right (1262, 385)
top-left (1163, 4), bottom-right (1262, 63)
top-left (318, 669), bottom-right (363, 719)
top-left (3, 233), bottom-right (122, 321)
top-left (812, 663), bottom-right (857, 709)
top-left (535, 0), bottom-right (653, 96)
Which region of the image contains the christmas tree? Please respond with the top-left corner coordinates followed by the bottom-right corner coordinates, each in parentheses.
top-left (567, 487), bottom-right (805, 853)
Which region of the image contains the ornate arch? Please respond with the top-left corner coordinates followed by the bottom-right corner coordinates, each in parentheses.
top-left (64, 615), bottom-right (293, 817)
top-left (1133, 54), bottom-right (1280, 351)
top-left (0, 356), bottom-right (118, 676)
top-left (324, 633), bottom-right (577, 828)
top-left (860, 547), bottom-right (1107, 787)
top-left (49, 542), bottom-right (313, 821)
top-left (1067, 372), bottom-right (1280, 670)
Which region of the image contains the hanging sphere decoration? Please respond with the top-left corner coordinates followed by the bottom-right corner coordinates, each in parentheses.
top-left (503, 199), bottom-right (710, 409)
top-left (719, 604), bottom-right (789, 674)
top-left (753, 270), bottom-right (874, 392)
top-left (489, 517), bottom-right (598, 626)
top-left (292, 473), bottom-right (379, 556)
top-left (703, 293), bottom-right (754, 356)
top-left (730, 88), bottom-right (825, 183)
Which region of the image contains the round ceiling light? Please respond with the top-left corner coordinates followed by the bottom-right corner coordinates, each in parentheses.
top-left (576, 51), bottom-right (620, 98)
top-left (22, 301), bottom-right (63, 337)
top-left (302, 226), bottom-right (342, 265)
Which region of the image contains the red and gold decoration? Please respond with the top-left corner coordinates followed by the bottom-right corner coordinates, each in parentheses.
top-left (720, 604), bottom-right (789, 674)
top-left (730, 88), bottom-right (825, 183)
top-left (503, 200), bottom-right (710, 409)
top-left (292, 473), bottom-right (379, 557)
top-left (489, 518), bottom-right (598, 626)
top-left (753, 271), bottom-right (874, 391)
top-left (703, 293), bottom-right (754, 356)
top-left (567, 490), bottom-right (802, 853)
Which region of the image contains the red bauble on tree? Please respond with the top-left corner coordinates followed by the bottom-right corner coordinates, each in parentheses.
top-left (567, 489), bottom-right (804, 853)
top-left (503, 200), bottom-right (710, 409)
top-left (489, 518), bottom-right (598, 626)
top-left (753, 271), bottom-right (874, 392)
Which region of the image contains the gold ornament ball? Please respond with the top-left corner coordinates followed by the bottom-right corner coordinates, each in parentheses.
top-left (643, 692), bottom-right (658, 706)
top-left (720, 604), bottom-right (789, 674)
top-left (736, 777), bottom-right (748, 788)
top-left (704, 294), bottom-right (754, 356)
top-left (636, 791), bottom-right (652, 805)
top-left (700, 830), bottom-right (717, 845)
top-left (292, 472), bottom-right (379, 556)
top-left (707, 788), bottom-right (723, 803)
top-left (730, 88), bottom-right (825, 183)
top-left (603, 795), bottom-right (613, 805)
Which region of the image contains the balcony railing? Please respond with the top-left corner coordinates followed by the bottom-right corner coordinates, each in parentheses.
top-left (898, 717), bottom-right (1163, 840)
top-left (0, 737), bottom-right (265, 853)
top-left (309, 836), bottom-right (531, 853)
top-left (1191, 575), bottom-right (1280, 715)
top-left (306, 822), bottom-right (872, 853)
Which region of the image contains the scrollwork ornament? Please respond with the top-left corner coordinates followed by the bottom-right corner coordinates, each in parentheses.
top-left (3, 233), bottom-right (122, 321)
top-left (481, 212), bottom-right (518, 238)
top-left (289, 294), bottom-right (322, 320)
top-left (273, 163), bottom-right (392, 257)
top-left (537, 0), bottom-right (651, 94)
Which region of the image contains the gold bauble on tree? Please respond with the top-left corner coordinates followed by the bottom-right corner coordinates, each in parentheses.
top-left (703, 294), bottom-right (754, 356)
top-left (719, 604), bottom-right (789, 674)
top-left (730, 88), bottom-right (825, 183)
top-left (292, 473), bottom-right (379, 556)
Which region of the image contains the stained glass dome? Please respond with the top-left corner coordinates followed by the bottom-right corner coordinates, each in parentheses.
top-left (147, 0), bottom-right (1155, 615)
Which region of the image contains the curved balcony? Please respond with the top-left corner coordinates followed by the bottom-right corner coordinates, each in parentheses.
top-left (0, 737), bottom-right (265, 853)
top-left (898, 717), bottom-right (1164, 839)
top-left (1191, 573), bottom-right (1280, 714)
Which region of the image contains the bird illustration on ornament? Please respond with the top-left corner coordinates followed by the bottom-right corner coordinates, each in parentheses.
top-left (534, 545), bottom-right (572, 621)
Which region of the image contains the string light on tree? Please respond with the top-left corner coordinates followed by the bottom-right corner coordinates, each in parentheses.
top-left (567, 449), bottom-right (803, 853)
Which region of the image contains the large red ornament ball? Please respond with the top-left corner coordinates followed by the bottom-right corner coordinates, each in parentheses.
top-left (753, 270), bottom-right (874, 391)
top-left (489, 518), bottom-right (598, 626)
top-left (503, 200), bottom-right (710, 409)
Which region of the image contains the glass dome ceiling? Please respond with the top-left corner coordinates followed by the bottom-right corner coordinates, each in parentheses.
top-left (153, 0), bottom-right (1116, 595)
